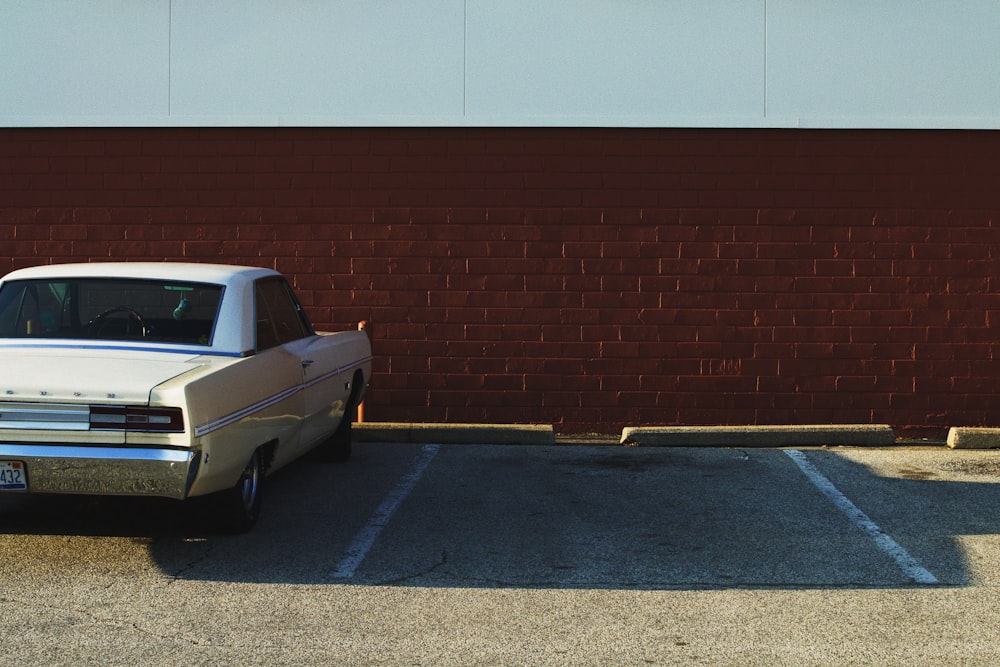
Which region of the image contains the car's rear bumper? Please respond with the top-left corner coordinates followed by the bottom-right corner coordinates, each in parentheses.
top-left (0, 443), bottom-right (200, 500)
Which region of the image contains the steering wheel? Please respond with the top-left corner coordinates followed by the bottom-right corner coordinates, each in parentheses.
top-left (87, 306), bottom-right (148, 338)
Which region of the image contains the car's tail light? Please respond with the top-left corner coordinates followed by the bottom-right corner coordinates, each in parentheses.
top-left (90, 406), bottom-right (185, 432)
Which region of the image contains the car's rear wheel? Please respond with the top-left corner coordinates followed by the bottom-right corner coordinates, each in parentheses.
top-left (328, 401), bottom-right (355, 462)
top-left (315, 372), bottom-right (362, 463)
top-left (314, 401), bottom-right (354, 463)
top-left (213, 448), bottom-right (263, 533)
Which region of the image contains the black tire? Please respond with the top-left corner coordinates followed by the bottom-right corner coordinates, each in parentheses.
top-left (213, 448), bottom-right (263, 533)
top-left (314, 373), bottom-right (362, 463)
top-left (320, 401), bottom-right (355, 463)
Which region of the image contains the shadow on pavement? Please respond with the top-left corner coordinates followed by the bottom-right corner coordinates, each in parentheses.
top-left (0, 443), bottom-right (998, 590)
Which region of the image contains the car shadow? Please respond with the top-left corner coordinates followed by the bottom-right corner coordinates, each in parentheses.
top-left (1, 444), bottom-right (998, 590)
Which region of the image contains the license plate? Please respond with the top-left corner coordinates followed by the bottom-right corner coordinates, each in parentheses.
top-left (0, 461), bottom-right (26, 491)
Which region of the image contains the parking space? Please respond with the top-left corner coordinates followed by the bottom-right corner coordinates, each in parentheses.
top-left (4, 441), bottom-right (1000, 664)
top-left (327, 443), bottom-right (997, 590)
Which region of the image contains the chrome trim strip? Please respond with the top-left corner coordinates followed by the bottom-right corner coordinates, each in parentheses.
top-left (0, 443), bottom-right (190, 462)
top-left (0, 341), bottom-right (242, 357)
top-left (0, 421), bottom-right (91, 431)
top-left (303, 356), bottom-right (372, 391)
top-left (193, 355), bottom-right (372, 438)
top-left (0, 403), bottom-right (91, 431)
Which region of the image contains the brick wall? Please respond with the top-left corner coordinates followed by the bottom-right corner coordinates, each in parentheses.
top-left (2, 127), bottom-right (999, 435)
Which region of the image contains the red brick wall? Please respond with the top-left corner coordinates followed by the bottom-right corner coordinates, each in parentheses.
top-left (2, 127), bottom-right (999, 435)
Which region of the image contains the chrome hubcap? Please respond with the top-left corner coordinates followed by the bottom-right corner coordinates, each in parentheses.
top-left (240, 456), bottom-right (260, 510)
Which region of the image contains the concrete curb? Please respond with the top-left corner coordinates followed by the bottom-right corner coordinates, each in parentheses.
top-left (354, 422), bottom-right (912, 448)
top-left (354, 422), bottom-right (556, 446)
top-left (947, 427), bottom-right (1000, 449)
top-left (620, 424), bottom-right (897, 447)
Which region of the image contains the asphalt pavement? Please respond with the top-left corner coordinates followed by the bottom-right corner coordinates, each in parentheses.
top-left (2, 439), bottom-right (1000, 665)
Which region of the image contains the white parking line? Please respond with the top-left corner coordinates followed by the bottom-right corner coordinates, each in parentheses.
top-left (332, 444), bottom-right (440, 579)
top-left (785, 449), bottom-right (939, 585)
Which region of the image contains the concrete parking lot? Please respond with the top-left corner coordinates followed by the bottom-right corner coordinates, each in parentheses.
top-left (2, 440), bottom-right (1000, 665)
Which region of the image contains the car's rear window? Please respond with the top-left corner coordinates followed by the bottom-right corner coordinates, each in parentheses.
top-left (0, 278), bottom-right (224, 345)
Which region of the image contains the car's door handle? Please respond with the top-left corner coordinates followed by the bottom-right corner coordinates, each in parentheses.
top-left (301, 359), bottom-right (314, 368)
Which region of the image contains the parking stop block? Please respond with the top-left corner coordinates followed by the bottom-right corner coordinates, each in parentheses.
top-left (620, 424), bottom-right (897, 448)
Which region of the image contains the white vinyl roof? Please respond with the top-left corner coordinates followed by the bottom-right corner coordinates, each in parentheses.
top-left (2, 262), bottom-right (278, 286)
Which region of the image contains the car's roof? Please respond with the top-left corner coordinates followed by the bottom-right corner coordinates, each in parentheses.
top-left (1, 262), bottom-right (280, 285)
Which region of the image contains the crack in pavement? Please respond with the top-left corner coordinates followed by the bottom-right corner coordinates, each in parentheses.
top-left (1, 594), bottom-right (207, 647)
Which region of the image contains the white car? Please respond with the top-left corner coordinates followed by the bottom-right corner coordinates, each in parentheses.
top-left (0, 262), bottom-right (371, 532)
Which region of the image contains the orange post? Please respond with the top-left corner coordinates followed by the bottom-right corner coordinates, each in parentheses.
top-left (356, 320), bottom-right (368, 423)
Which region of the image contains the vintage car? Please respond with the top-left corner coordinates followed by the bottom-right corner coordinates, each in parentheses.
top-left (0, 262), bottom-right (371, 532)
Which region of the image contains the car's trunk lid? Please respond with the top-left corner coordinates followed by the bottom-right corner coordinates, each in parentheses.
top-left (0, 346), bottom-right (201, 405)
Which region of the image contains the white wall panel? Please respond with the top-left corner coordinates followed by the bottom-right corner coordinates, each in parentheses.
top-left (2, 1), bottom-right (1000, 128)
top-left (0, 1), bottom-right (169, 120)
top-left (465, 1), bottom-right (765, 125)
top-left (169, 1), bottom-right (465, 123)
top-left (767, 0), bottom-right (1000, 127)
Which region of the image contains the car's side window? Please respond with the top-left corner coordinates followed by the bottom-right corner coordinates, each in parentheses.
top-left (254, 278), bottom-right (312, 352)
